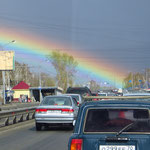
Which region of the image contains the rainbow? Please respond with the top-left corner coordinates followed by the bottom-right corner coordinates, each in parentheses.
top-left (0, 27), bottom-right (126, 88)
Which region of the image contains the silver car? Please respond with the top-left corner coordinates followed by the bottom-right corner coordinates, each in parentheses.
top-left (62, 94), bottom-right (83, 105)
top-left (35, 95), bottom-right (79, 131)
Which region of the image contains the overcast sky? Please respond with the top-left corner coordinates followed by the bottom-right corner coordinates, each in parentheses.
top-left (0, 0), bottom-right (150, 73)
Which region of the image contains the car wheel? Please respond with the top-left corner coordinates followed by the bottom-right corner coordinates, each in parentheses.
top-left (69, 123), bottom-right (74, 130)
top-left (36, 123), bottom-right (42, 131)
top-left (43, 124), bottom-right (49, 130)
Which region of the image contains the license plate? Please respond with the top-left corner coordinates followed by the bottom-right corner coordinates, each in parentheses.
top-left (99, 145), bottom-right (135, 150)
top-left (47, 110), bottom-right (61, 113)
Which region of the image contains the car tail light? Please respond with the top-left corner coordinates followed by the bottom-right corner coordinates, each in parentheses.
top-left (62, 109), bottom-right (74, 113)
top-left (93, 98), bottom-right (98, 101)
top-left (36, 109), bottom-right (47, 113)
top-left (70, 139), bottom-right (83, 150)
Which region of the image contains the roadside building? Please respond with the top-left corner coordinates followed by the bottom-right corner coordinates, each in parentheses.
top-left (29, 86), bottom-right (63, 102)
top-left (12, 81), bottom-right (30, 102)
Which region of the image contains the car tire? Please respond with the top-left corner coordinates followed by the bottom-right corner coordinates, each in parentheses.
top-left (36, 123), bottom-right (42, 131)
top-left (43, 124), bottom-right (49, 130)
top-left (69, 123), bottom-right (74, 130)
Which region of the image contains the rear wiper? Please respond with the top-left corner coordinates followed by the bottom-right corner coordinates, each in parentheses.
top-left (116, 119), bottom-right (150, 137)
top-left (106, 119), bottom-right (149, 142)
top-left (106, 121), bottom-right (138, 142)
top-left (116, 121), bottom-right (137, 137)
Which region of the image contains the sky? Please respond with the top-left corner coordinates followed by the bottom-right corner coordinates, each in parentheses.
top-left (0, 0), bottom-right (150, 88)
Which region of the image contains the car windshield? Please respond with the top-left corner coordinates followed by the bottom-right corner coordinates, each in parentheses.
top-left (84, 108), bottom-right (150, 133)
top-left (41, 96), bottom-right (72, 106)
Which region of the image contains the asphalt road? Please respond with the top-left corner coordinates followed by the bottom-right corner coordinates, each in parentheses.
top-left (0, 120), bottom-right (73, 150)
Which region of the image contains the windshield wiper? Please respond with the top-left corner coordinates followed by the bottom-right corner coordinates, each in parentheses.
top-left (116, 118), bottom-right (150, 137)
top-left (106, 119), bottom-right (149, 142)
top-left (116, 121), bottom-right (137, 137)
top-left (106, 121), bottom-right (138, 142)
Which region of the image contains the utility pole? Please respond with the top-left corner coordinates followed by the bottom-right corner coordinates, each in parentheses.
top-left (132, 73), bottom-right (134, 90)
top-left (145, 68), bottom-right (148, 89)
top-left (38, 65), bottom-right (42, 102)
top-left (0, 40), bottom-right (16, 104)
top-left (2, 71), bottom-right (6, 104)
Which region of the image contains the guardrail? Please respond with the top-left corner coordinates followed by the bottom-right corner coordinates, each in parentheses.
top-left (0, 107), bottom-right (36, 127)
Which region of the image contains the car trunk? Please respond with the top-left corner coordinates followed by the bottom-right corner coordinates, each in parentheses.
top-left (80, 107), bottom-right (150, 149)
top-left (80, 134), bottom-right (150, 150)
top-left (35, 105), bottom-right (74, 118)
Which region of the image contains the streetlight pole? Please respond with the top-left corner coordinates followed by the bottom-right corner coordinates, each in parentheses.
top-left (38, 65), bottom-right (42, 102)
top-left (2, 71), bottom-right (6, 104)
top-left (132, 72), bottom-right (134, 90)
top-left (38, 59), bottom-right (48, 102)
top-left (1, 40), bottom-right (16, 104)
top-left (145, 68), bottom-right (148, 89)
top-left (0, 40), bottom-right (16, 50)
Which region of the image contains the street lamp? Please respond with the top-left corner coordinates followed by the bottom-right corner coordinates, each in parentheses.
top-left (1, 40), bottom-right (16, 104)
top-left (0, 40), bottom-right (16, 51)
top-left (38, 59), bottom-right (49, 102)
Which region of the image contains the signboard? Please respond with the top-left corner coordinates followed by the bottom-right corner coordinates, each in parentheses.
top-left (0, 51), bottom-right (15, 70)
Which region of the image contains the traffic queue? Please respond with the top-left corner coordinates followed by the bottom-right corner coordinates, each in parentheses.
top-left (34, 86), bottom-right (150, 150)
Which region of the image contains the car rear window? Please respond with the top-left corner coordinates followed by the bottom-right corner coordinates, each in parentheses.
top-left (68, 89), bottom-right (86, 94)
top-left (41, 97), bottom-right (72, 106)
top-left (84, 108), bottom-right (150, 133)
top-left (67, 87), bottom-right (91, 95)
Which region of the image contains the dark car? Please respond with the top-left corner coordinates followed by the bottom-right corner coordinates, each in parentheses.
top-left (66, 87), bottom-right (92, 96)
top-left (91, 92), bottom-right (99, 101)
top-left (68, 98), bottom-right (150, 150)
top-left (91, 92), bottom-right (98, 96)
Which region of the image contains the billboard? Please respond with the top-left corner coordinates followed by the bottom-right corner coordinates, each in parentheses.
top-left (0, 51), bottom-right (15, 70)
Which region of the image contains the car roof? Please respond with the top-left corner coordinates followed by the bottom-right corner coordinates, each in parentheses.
top-left (82, 99), bottom-right (150, 108)
top-left (67, 86), bottom-right (89, 89)
top-left (63, 94), bottom-right (80, 96)
top-left (44, 95), bottom-right (72, 98)
top-left (66, 87), bottom-right (91, 93)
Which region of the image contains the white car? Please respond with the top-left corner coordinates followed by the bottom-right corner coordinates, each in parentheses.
top-left (123, 93), bottom-right (150, 96)
top-left (98, 93), bottom-right (107, 96)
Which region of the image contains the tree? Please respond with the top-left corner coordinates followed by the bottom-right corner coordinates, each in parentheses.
top-left (8, 61), bottom-right (32, 87)
top-left (89, 80), bottom-right (100, 92)
top-left (47, 51), bottom-right (78, 91)
top-left (123, 72), bottom-right (133, 89)
top-left (40, 72), bottom-right (55, 87)
top-left (3, 61), bottom-right (55, 88)
top-left (123, 72), bottom-right (145, 89)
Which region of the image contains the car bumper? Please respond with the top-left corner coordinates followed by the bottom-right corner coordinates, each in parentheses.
top-left (35, 117), bottom-right (75, 124)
